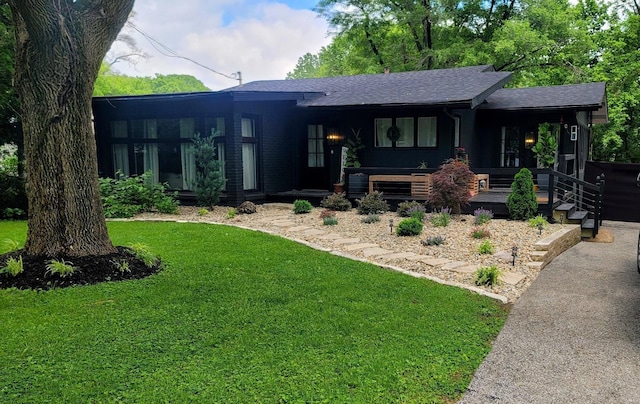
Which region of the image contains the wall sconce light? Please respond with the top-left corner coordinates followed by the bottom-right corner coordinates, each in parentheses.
top-left (326, 128), bottom-right (344, 146)
top-left (525, 132), bottom-right (536, 149)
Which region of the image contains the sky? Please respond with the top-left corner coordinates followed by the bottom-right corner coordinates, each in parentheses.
top-left (110, 0), bottom-right (332, 91)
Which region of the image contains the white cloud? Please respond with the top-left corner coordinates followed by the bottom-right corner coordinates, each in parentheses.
top-left (110, 1), bottom-right (331, 90)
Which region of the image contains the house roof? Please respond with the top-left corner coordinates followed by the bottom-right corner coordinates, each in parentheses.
top-left (480, 82), bottom-right (606, 111)
top-left (224, 65), bottom-right (513, 109)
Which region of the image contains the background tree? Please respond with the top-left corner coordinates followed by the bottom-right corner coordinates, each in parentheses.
top-left (8, 0), bottom-right (134, 257)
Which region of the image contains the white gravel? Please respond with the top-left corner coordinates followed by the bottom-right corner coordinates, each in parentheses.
top-left (134, 204), bottom-right (565, 302)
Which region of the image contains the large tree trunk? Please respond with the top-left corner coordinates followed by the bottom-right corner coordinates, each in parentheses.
top-left (9, 0), bottom-right (134, 257)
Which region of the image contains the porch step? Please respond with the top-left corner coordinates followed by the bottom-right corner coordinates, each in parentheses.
top-left (567, 210), bottom-right (588, 225)
top-left (553, 203), bottom-right (575, 223)
top-left (581, 219), bottom-right (595, 238)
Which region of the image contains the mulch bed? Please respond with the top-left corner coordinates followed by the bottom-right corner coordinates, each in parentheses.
top-left (0, 246), bottom-right (162, 290)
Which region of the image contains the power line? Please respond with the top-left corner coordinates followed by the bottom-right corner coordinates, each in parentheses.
top-left (126, 22), bottom-right (242, 85)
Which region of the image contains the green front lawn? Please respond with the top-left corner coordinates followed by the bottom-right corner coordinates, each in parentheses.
top-left (0, 221), bottom-right (508, 403)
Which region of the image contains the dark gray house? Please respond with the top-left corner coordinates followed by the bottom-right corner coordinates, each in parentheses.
top-left (92, 65), bottom-right (607, 205)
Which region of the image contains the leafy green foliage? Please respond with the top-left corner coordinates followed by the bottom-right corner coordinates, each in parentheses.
top-left (531, 123), bottom-right (559, 168)
top-left (45, 259), bottom-right (75, 278)
top-left (528, 214), bottom-right (548, 228)
top-left (192, 133), bottom-right (226, 207)
top-left (293, 199), bottom-right (313, 214)
top-left (1, 238), bottom-right (20, 253)
top-left (477, 240), bottom-right (495, 255)
top-left (430, 208), bottom-right (452, 227)
top-left (127, 243), bottom-right (159, 268)
top-left (356, 191), bottom-right (389, 215)
top-left (397, 201), bottom-right (425, 217)
top-left (344, 128), bottom-right (365, 168)
top-left (320, 192), bottom-right (352, 211)
top-left (471, 227), bottom-right (492, 239)
top-left (506, 168), bottom-right (538, 220)
top-left (110, 259), bottom-right (130, 273)
top-left (428, 160), bottom-right (476, 214)
top-left (475, 265), bottom-right (503, 286)
top-left (227, 208), bottom-right (237, 219)
top-left (99, 171), bottom-right (179, 218)
top-left (197, 208), bottom-right (209, 216)
top-left (396, 218), bottom-right (423, 236)
top-left (0, 172), bottom-right (27, 220)
top-left (0, 255), bottom-right (23, 276)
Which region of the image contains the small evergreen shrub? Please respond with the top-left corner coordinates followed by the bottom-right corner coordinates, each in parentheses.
top-left (475, 265), bottom-right (503, 286)
top-left (320, 193), bottom-right (352, 211)
top-left (396, 218), bottom-right (424, 236)
top-left (471, 227), bottom-right (491, 239)
top-left (528, 214), bottom-right (548, 228)
top-left (293, 199), bottom-right (313, 214)
top-left (237, 201), bottom-right (258, 214)
top-left (428, 159), bottom-right (476, 214)
top-left (473, 208), bottom-right (493, 225)
top-left (421, 235), bottom-right (446, 246)
top-left (397, 201), bottom-right (425, 217)
top-left (356, 191), bottom-right (389, 215)
top-left (477, 240), bottom-right (495, 255)
top-left (192, 133), bottom-right (226, 207)
top-left (506, 168), bottom-right (538, 220)
top-left (430, 208), bottom-right (451, 227)
top-left (361, 214), bottom-right (380, 224)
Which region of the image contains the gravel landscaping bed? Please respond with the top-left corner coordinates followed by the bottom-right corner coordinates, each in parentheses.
top-left (134, 204), bottom-right (565, 302)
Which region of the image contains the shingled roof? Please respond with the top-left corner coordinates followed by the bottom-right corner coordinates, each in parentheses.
top-left (480, 82), bottom-right (607, 111)
top-left (224, 65), bottom-right (512, 109)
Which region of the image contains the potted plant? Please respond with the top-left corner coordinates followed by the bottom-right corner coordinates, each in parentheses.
top-left (531, 123), bottom-right (558, 190)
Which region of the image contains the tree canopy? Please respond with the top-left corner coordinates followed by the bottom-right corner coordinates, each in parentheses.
top-left (290, 0), bottom-right (640, 162)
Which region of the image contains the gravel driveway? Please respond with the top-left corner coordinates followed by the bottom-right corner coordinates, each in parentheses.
top-left (460, 221), bottom-right (640, 403)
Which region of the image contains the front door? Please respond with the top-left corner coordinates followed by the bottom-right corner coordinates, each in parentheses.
top-left (301, 124), bottom-right (329, 189)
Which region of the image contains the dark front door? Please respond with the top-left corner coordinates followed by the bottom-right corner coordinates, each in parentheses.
top-left (301, 124), bottom-right (330, 189)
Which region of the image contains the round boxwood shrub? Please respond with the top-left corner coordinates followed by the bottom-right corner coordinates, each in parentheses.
top-left (396, 218), bottom-right (424, 236)
top-left (293, 199), bottom-right (313, 214)
top-left (506, 168), bottom-right (538, 220)
top-left (320, 192), bottom-right (352, 211)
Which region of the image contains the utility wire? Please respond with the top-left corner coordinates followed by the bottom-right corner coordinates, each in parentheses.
top-left (127, 22), bottom-right (241, 85)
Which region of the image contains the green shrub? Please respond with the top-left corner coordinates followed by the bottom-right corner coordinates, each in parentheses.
top-left (506, 168), bottom-right (538, 220)
top-left (320, 192), bottom-right (352, 211)
top-left (396, 218), bottom-right (424, 236)
top-left (197, 208), bottom-right (209, 216)
top-left (361, 214), bottom-right (380, 223)
top-left (293, 199), bottom-right (313, 214)
top-left (99, 171), bottom-right (179, 218)
top-left (475, 265), bottom-right (503, 286)
top-left (356, 191), bottom-right (389, 215)
top-left (473, 208), bottom-right (493, 225)
top-left (227, 208), bottom-right (237, 219)
top-left (421, 235), bottom-right (446, 246)
top-left (128, 243), bottom-right (159, 268)
top-left (192, 133), bottom-right (226, 207)
top-left (1, 255), bottom-right (23, 276)
top-left (428, 159), bottom-right (476, 214)
top-left (528, 214), bottom-right (548, 228)
top-left (430, 208), bottom-right (451, 227)
top-left (45, 259), bottom-right (76, 277)
top-left (477, 240), bottom-right (495, 255)
top-left (397, 201), bottom-right (425, 217)
top-left (471, 227), bottom-right (491, 239)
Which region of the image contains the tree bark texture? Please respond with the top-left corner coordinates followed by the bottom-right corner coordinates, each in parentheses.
top-left (9, 0), bottom-right (134, 256)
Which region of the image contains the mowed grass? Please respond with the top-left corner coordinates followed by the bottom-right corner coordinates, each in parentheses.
top-left (0, 221), bottom-right (508, 403)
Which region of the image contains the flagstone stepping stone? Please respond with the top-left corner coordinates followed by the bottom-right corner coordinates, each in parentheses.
top-left (362, 247), bottom-right (393, 257)
top-left (494, 250), bottom-right (514, 262)
top-left (272, 220), bottom-right (296, 227)
top-left (447, 264), bottom-right (479, 274)
top-left (502, 272), bottom-right (526, 285)
top-left (333, 238), bottom-right (360, 245)
top-left (343, 243), bottom-right (379, 251)
top-left (405, 254), bottom-right (433, 262)
top-left (259, 215), bottom-right (291, 222)
top-left (286, 225), bottom-right (311, 232)
top-left (416, 257), bottom-right (451, 266)
top-left (316, 234), bottom-right (343, 240)
top-left (375, 252), bottom-right (419, 260)
top-left (441, 261), bottom-right (469, 271)
top-left (303, 229), bottom-right (326, 236)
